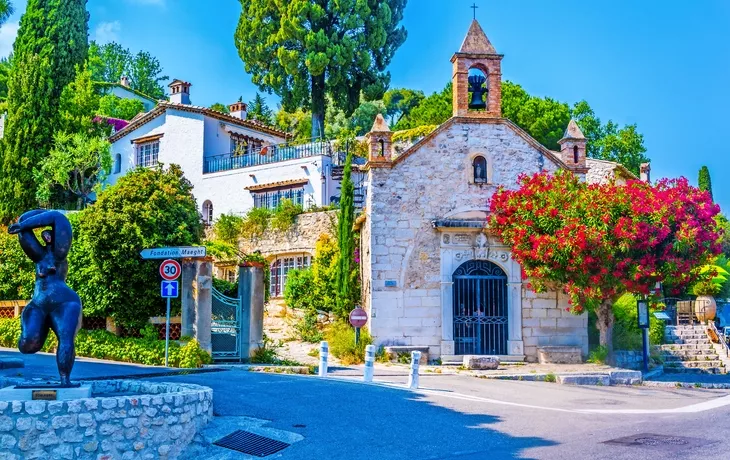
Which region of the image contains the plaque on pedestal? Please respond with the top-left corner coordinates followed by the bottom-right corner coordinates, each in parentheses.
top-left (0, 384), bottom-right (91, 401)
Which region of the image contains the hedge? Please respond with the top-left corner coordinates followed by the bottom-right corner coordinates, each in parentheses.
top-left (0, 318), bottom-right (211, 368)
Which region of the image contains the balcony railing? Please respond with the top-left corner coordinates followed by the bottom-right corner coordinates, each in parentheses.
top-left (203, 139), bottom-right (334, 174)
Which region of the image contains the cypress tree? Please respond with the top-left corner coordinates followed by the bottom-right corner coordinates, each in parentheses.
top-left (698, 166), bottom-right (713, 201)
top-left (0, 0), bottom-right (89, 221)
top-left (335, 148), bottom-right (355, 318)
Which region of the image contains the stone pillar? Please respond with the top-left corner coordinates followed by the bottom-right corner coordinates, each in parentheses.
top-left (238, 263), bottom-right (265, 359)
top-left (181, 259), bottom-right (197, 339)
top-left (194, 258), bottom-right (213, 354)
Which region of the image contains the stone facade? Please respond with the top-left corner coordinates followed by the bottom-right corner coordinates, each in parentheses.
top-left (236, 211), bottom-right (336, 258)
top-left (0, 379), bottom-right (212, 460)
top-left (359, 19), bottom-right (615, 363)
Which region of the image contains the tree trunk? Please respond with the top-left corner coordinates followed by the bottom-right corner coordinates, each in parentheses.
top-left (596, 299), bottom-right (615, 362)
top-left (311, 73), bottom-right (326, 140)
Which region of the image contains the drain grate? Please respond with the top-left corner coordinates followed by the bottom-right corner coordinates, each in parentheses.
top-left (604, 433), bottom-right (706, 450)
top-left (214, 430), bottom-right (290, 457)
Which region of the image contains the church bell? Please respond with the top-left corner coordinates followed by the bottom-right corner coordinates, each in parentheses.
top-left (468, 74), bottom-right (487, 110)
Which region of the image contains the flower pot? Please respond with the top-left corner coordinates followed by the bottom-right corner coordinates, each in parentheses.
top-left (694, 295), bottom-right (717, 322)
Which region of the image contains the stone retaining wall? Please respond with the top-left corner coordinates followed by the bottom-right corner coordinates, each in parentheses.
top-left (614, 350), bottom-right (643, 370)
top-left (0, 379), bottom-right (212, 460)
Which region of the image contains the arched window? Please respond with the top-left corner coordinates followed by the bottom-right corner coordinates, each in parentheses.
top-left (467, 68), bottom-right (488, 110)
top-left (573, 146), bottom-right (579, 164)
top-left (378, 139), bottom-right (385, 157)
top-left (473, 155), bottom-right (487, 184)
top-left (202, 200), bottom-right (213, 225)
top-left (113, 154), bottom-right (122, 174)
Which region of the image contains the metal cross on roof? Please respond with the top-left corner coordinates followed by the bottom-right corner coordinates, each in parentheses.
top-left (471, 3), bottom-right (478, 19)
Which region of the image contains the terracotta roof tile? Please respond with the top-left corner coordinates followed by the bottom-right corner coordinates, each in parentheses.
top-left (244, 178), bottom-right (309, 191)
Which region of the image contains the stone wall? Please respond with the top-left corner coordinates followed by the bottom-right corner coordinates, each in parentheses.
top-left (237, 210), bottom-right (336, 258)
top-left (585, 158), bottom-right (628, 185)
top-left (522, 289), bottom-right (589, 362)
top-left (614, 350), bottom-right (643, 370)
top-left (0, 379), bottom-right (212, 460)
top-left (365, 119), bottom-right (562, 357)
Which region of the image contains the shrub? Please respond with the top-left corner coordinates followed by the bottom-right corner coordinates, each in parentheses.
top-left (284, 269), bottom-right (315, 310)
top-left (283, 235), bottom-right (339, 313)
top-left (240, 207), bottom-right (271, 239)
top-left (0, 227), bottom-right (36, 300)
top-left (292, 309), bottom-right (324, 343)
top-left (392, 124), bottom-right (438, 143)
top-left (213, 214), bottom-right (244, 245)
top-left (587, 345), bottom-right (609, 364)
top-left (212, 277), bottom-right (238, 298)
top-left (67, 164), bottom-right (203, 329)
top-left (612, 293), bottom-right (666, 350)
top-left (0, 318), bottom-right (212, 368)
top-left (250, 333), bottom-right (302, 366)
top-left (270, 199), bottom-right (303, 232)
top-left (325, 321), bottom-right (373, 365)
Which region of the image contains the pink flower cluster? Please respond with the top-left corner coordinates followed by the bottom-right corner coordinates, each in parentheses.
top-left (489, 171), bottom-right (722, 313)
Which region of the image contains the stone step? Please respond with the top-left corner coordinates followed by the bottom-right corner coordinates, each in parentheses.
top-left (665, 333), bottom-right (707, 339)
top-left (557, 374), bottom-right (610, 386)
top-left (663, 366), bottom-right (723, 375)
top-left (658, 345), bottom-right (715, 353)
top-left (663, 360), bottom-right (724, 369)
top-left (666, 327), bottom-right (707, 333)
top-left (665, 339), bottom-right (711, 345)
top-left (661, 354), bottom-right (719, 362)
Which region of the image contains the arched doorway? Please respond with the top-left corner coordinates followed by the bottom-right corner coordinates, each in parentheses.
top-left (452, 260), bottom-right (508, 355)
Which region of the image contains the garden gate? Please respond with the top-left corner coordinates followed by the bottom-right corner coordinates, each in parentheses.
top-left (211, 287), bottom-right (243, 360)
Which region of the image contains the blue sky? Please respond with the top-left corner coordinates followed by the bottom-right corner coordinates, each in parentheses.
top-left (1, 1), bottom-right (728, 210)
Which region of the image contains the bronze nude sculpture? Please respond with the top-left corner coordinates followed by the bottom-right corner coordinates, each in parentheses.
top-left (8, 210), bottom-right (82, 387)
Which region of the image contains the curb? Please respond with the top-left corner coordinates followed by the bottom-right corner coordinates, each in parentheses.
top-left (643, 380), bottom-right (730, 390)
top-left (461, 369), bottom-right (643, 386)
top-left (206, 364), bottom-right (314, 375)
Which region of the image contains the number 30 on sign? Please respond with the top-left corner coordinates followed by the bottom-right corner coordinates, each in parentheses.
top-left (159, 259), bottom-right (181, 281)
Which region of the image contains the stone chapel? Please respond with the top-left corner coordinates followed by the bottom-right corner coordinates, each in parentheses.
top-left (358, 19), bottom-right (647, 363)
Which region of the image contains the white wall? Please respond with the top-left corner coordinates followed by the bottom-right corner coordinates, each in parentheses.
top-left (106, 114), bottom-right (168, 187)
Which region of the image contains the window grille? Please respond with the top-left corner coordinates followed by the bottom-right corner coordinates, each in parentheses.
top-left (137, 141), bottom-right (159, 167)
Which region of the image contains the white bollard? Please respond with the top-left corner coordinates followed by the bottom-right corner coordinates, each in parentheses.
top-left (318, 341), bottom-right (329, 377)
top-left (407, 350), bottom-right (421, 389)
top-left (363, 345), bottom-right (375, 382)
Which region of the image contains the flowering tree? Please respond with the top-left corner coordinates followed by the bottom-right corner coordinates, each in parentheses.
top-left (489, 170), bottom-right (722, 357)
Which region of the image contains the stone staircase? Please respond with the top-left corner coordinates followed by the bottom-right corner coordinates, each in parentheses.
top-left (659, 325), bottom-right (727, 374)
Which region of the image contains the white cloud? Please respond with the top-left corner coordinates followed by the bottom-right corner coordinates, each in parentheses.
top-left (94, 21), bottom-right (121, 44)
top-left (0, 21), bottom-right (19, 58)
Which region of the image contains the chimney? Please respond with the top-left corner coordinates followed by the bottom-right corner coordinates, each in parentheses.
top-left (229, 101), bottom-right (247, 119)
top-left (168, 79), bottom-right (192, 105)
top-left (640, 162), bottom-right (651, 183)
top-left (120, 75), bottom-right (130, 88)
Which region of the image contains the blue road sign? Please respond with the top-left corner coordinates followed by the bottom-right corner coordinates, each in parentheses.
top-left (161, 280), bottom-right (179, 298)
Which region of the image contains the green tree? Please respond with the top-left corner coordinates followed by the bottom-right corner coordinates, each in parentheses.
top-left (247, 92), bottom-right (273, 126)
top-left (98, 94), bottom-right (145, 120)
top-left (0, 226), bottom-right (35, 300)
top-left (68, 165), bottom-right (203, 328)
top-left (234, 0), bottom-right (408, 138)
top-left (335, 148), bottom-right (357, 318)
top-left (0, 56), bottom-right (12, 103)
top-left (0, 1), bottom-right (12, 25)
top-left (35, 132), bottom-right (112, 207)
top-left (209, 102), bottom-right (229, 114)
top-left (275, 107), bottom-right (312, 141)
top-left (88, 41), bottom-right (168, 99)
top-left (501, 81), bottom-right (571, 150)
top-left (394, 83), bottom-right (452, 130)
top-left (349, 100), bottom-right (386, 136)
top-left (383, 88), bottom-right (424, 127)
top-left (58, 64), bottom-right (100, 135)
top-left (698, 166), bottom-right (713, 201)
top-left (0, 0), bottom-right (89, 222)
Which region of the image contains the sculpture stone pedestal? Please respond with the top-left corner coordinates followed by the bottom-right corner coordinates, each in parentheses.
top-left (0, 384), bottom-right (91, 401)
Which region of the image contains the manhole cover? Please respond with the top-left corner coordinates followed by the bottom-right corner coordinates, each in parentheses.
top-left (604, 433), bottom-right (705, 450)
top-left (214, 430), bottom-right (290, 457)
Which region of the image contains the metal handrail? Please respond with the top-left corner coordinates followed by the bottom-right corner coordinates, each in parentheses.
top-left (203, 139), bottom-right (334, 174)
top-left (708, 321), bottom-right (730, 358)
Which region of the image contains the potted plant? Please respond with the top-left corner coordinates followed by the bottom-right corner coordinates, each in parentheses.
top-left (692, 280), bottom-right (720, 322)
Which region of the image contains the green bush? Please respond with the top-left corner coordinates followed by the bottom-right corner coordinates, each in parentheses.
top-left (293, 309), bottom-right (324, 343)
top-left (250, 333), bottom-right (302, 366)
top-left (325, 321), bottom-right (373, 365)
top-left (67, 164), bottom-right (203, 328)
top-left (0, 227), bottom-right (36, 300)
top-left (270, 199), bottom-right (303, 232)
top-left (0, 318), bottom-right (212, 368)
top-left (240, 207), bottom-right (271, 239)
top-left (587, 345), bottom-right (608, 364)
top-left (612, 293), bottom-right (665, 350)
top-left (213, 214), bottom-right (245, 245)
top-left (283, 234), bottom-right (339, 314)
top-left (212, 277), bottom-right (238, 298)
top-left (392, 124), bottom-right (438, 142)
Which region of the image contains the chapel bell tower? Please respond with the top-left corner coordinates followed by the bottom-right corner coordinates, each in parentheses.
top-left (451, 20), bottom-right (503, 118)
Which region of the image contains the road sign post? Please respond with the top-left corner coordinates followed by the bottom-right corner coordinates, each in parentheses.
top-left (349, 306), bottom-right (368, 347)
top-left (160, 272), bottom-right (180, 367)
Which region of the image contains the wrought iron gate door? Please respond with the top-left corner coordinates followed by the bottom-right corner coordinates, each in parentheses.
top-left (211, 287), bottom-right (242, 360)
top-left (453, 260), bottom-right (508, 355)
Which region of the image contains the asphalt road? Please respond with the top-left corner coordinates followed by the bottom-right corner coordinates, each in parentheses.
top-left (2, 349), bottom-right (730, 459)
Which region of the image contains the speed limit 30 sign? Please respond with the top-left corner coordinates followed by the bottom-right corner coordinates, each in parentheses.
top-left (159, 259), bottom-right (181, 281)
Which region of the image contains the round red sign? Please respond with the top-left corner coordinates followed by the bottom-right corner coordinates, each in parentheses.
top-left (349, 306), bottom-right (368, 328)
top-left (159, 259), bottom-right (181, 281)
